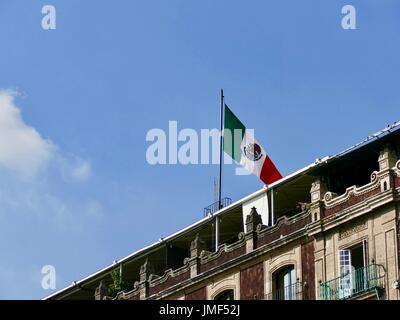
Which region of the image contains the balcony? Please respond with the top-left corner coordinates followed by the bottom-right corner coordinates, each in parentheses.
top-left (320, 263), bottom-right (385, 300)
top-left (264, 281), bottom-right (304, 300)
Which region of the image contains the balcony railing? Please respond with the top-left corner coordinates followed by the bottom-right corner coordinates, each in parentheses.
top-left (320, 263), bottom-right (385, 300)
top-left (203, 197), bottom-right (232, 217)
top-left (264, 281), bottom-right (304, 300)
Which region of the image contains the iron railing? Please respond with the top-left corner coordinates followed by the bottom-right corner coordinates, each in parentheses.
top-left (264, 281), bottom-right (304, 300)
top-left (203, 197), bottom-right (232, 217)
top-left (320, 263), bottom-right (385, 300)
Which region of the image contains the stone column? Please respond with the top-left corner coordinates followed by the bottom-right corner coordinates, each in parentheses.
top-left (378, 145), bottom-right (397, 192)
top-left (313, 236), bottom-right (326, 300)
top-left (138, 258), bottom-right (154, 300)
top-left (244, 207), bottom-right (262, 253)
top-left (94, 280), bottom-right (108, 300)
top-left (378, 145), bottom-right (397, 171)
top-left (189, 234), bottom-right (206, 278)
top-left (310, 179), bottom-right (327, 222)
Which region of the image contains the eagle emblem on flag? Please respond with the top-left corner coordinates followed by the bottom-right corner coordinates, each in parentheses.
top-left (243, 143), bottom-right (263, 161)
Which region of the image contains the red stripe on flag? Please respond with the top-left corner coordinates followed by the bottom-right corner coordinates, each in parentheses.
top-left (260, 156), bottom-right (283, 185)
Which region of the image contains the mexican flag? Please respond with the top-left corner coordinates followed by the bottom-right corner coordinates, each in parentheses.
top-left (223, 104), bottom-right (282, 185)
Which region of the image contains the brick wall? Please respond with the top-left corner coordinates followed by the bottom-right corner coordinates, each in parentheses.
top-left (129, 292), bottom-right (140, 300)
top-left (395, 175), bottom-right (400, 188)
top-left (256, 214), bottom-right (312, 249)
top-left (324, 186), bottom-right (380, 217)
top-left (301, 240), bottom-right (315, 300)
top-left (185, 287), bottom-right (207, 300)
top-left (148, 270), bottom-right (190, 296)
top-left (240, 262), bottom-right (264, 300)
top-left (199, 245), bottom-right (246, 273)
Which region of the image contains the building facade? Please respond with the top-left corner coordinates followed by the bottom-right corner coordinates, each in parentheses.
top-left (46, 124), bottom-right (400, 300)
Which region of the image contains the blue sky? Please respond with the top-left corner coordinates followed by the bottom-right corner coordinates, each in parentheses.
top-left (0, 0), bottom-right (399, 299)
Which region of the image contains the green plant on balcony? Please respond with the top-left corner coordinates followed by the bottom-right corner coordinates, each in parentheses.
top-left (108, 270), bottom-right (130, 297)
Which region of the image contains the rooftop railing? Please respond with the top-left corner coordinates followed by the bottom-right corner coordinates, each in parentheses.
top-left (320, 263), bottom-right (385, 300)
top-left (203, 197), bottom-right (232, 217)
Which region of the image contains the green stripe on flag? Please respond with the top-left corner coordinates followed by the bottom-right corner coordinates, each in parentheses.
top-left (223, 104), bottom-right (245, 162)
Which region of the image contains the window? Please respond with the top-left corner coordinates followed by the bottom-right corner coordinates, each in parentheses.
top-left (273, 265), bottom-right (296, 300)
top-left (338, 241), bottom-right (367, 298)
top-left (214, 290), bottom-right (234, 300)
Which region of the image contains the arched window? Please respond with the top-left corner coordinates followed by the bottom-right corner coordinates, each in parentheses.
top-left (273, 265), bottom-right (296, 300)
top-left (214, 289), bottom-right (234, 300)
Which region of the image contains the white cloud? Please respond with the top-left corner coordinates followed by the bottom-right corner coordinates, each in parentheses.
top-left (71, 159), bottom-right (92, 182)
top-left (0, 90), bottom-right (56, 177)
top-left (59, 156), bottom-right (92, 183)
top-left (0, 89), bottom-right (103, 298)
top-left (0, 89), bottom-right (92, 183)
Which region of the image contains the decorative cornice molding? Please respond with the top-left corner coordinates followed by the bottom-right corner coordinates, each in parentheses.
top-left (148, 260), bottom-right (190, 288)
top-left (321, 190), bottom-right (394, 232)
top-left (395, 160), bottom-right (400, 175)
top-left (256, 209), bottom-right (311, 238)
top-left (200, 235), bottom-right (246, 265)
top-left (323, 171), bottom-right (381, 208)
top-left (150, 228), bottom-right (308, 301)
top-left (115, 288), bottom-right (140, 300)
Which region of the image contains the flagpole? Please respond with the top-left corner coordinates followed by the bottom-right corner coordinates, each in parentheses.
top-left (218, 89), bottom-right (224, 210)
top-left (215, 89), bottom-right (224, 252)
